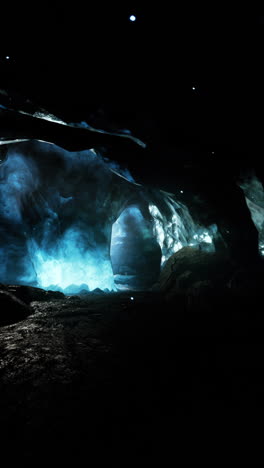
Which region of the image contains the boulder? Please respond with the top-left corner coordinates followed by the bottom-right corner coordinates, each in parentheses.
top-left (91, 288), bottom-right (105, 295)
top-left (153, 246), bottom-right (232, 299)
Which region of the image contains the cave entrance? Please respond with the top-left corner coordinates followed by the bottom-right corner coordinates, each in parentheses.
top-left (110, 206), bottom-right (161, 291)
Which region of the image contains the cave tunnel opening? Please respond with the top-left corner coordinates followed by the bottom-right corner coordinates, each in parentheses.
top-left (110, 205), bottom-right (162, 291)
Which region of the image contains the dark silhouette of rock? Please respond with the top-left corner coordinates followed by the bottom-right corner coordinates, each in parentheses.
top-left (45, 290), bottom-right (65, 301)
top-left (4, 285), bottom-right (64, 304)
top-left (78, 289), bottom-right (90, 296)
top-left (91, 288), bottom-right (105, 294)
top-left (0, 289), bottom-right (31, 326)
top-left (0, 107), bottom-right (146, 153)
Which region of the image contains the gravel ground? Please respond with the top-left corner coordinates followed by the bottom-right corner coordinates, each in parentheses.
top-left (0, 290), bottom-right (263, 464)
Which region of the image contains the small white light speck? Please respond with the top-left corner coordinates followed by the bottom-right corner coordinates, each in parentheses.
top-left (6, 56), bottom-right (10, 60)
top-left (180, 190), bottom-right (183, 194)
top-left (130, 297), bottom-right (134, 301)
top-left (192, 86), bottom-right (196, 90)
top-left (129, 15), bottom-right (136, 22)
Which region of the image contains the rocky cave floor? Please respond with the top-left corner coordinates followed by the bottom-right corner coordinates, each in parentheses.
top-left (1, 283), bottom-right (264, 464)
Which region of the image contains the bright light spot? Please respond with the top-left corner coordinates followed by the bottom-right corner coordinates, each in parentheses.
top-left (202, 233), bottom-right (213, 244)
top-left (149, 204), bottom-right (165, 249)
top-left (33, 112), bottom-right (67, 125)
top-left (156, 224), bottom-right (165, 247)
top-left (180, 190), bottom-right (183, 194)
top-left (167, 237), bottom-right (173, 248)
top-left (193, 231), bottom-right (212, 244)
top-left (0, 139), bottom-right (29, 145)
top-left (129, 15), bottom-right (136, 21)
top-left (259, 243), bottom-right (264, 256)
top-left (192, 86), bottom-right (196, 90)
top-left (172, 241), bottom-right (183, 253)
top-left (6, 56), bottom-right (10, 60)
top-left (149, 204), bottom-right (161, 218)
top-left (130, 297), bottom-right (134, 301)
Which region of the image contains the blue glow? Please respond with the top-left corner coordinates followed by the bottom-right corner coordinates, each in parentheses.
top-left (0, 137), bottom-right (219, 292)
top-left (129, 15), bottom-right (136, 22)
top-left (0, 144), bottom-right (120, 293)
top-left (27, 229), bottom-right (116, 292)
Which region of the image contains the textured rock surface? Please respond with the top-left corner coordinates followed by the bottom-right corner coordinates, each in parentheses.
top-left (0, 290), bottom-right (264, 464)
top-left (0, 284), bottom-right (65, 325)
top-left (3, 284), bottom-right (65, 304)
top-left (153, 246), bottom-right (233, 298)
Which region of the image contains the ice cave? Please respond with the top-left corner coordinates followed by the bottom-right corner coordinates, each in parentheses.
top-left (1, 80), bottom-right (264, 468)
top-left (1, 105), bottom-right (264, 295)
top-left (0, 132), bottom-right (219, 294)
top-left (2, 8), bottom-right (264, 465)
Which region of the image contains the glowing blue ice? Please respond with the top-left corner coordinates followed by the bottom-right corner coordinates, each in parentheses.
top-left (193, 232), bottom-right (213, 244)
top-left (27, 228), bottom-right (116, 292)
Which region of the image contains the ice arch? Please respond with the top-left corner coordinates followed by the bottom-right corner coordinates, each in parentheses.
top-left (0, 140), bottom-right (218, 293)
top-left (110, 206), bottom-right (161, 290)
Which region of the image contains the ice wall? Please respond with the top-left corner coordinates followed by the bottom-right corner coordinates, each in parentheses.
top-left (0, 140), bottom-right (219, 292)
